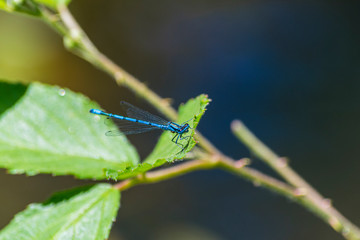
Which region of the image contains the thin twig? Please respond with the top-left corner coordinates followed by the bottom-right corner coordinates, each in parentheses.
top-left (231, 120), bottom-right (322, 197)
top-left (231, 120), bottom-right (360, 239)
top-left (114, 156), bottom-right (295, 198)
top-left (114, 158), bottom-right (218, 191)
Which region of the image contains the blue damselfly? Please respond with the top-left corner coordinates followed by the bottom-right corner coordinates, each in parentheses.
top-left (90, 101), bottom-right (192, 149)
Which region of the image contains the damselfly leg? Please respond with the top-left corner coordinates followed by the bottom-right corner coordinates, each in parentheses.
top-left (171, 133), bottom-right (192, 151)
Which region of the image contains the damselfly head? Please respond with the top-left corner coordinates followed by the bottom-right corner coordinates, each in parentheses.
top-left (183, 123), bottom-right (190, 132)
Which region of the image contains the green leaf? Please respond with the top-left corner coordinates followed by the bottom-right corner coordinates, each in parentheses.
top-left (0, 184), bottom-right (120, 240)
top-left (0, 0), bottom-right (41, 16)
top-left (0, 0), bottom-right (71, 15)
top-left (145, 94), bottom-right (210, 162)
top-left (0, 81), bottom-right (139, 179)
top-left (106, 94), bottom-right (210, 180)
top-left (33, 0), bottom-right (71, 9)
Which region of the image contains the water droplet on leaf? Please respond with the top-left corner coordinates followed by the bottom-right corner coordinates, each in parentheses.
top-left (58, 88), bottom-right (66, 96)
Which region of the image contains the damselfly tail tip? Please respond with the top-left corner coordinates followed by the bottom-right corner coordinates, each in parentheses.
top-left (90, 109), bottom-right (103, 115)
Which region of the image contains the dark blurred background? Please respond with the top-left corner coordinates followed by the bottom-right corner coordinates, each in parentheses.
top-left (1, 0), bottom-right (360, 239)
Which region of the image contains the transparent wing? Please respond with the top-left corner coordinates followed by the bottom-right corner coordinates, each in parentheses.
top-left (120, 101), bottom-right (169, 125)
top-left (104, 117), bottom-right (161, 136)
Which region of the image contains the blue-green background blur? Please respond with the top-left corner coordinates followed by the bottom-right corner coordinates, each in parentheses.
top-left (1, 1), bottom-right (360, 239)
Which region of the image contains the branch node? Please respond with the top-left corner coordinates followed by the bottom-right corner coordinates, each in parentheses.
top-left (294, 187), bottom-right (308, 197)
top-left (321, 198), bottom-right (332, 209)
top-left (276, 157), bottom-right (289, 168)
top-left (162, 98), bottom-right (173, 106)
top-left (205, 154), bottom-right (221, 166)
top-left (114, 71), bottom-right (125, 82)
top-left (70, 28), bottom-right (82, 41)
top-left (234, 158), bottom-right (251, 168)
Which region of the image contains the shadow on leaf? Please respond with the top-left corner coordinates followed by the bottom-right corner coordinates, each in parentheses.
top-left (0, 81), bottom-right (28, 116)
